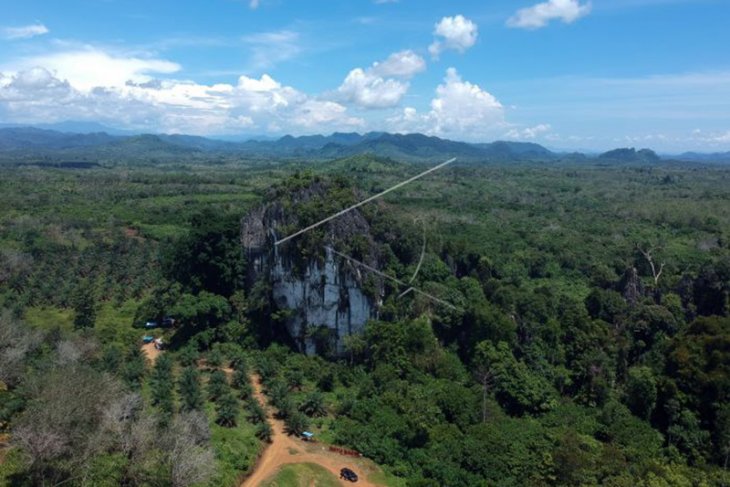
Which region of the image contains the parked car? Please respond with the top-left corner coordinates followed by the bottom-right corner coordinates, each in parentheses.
top-left (144, 321), bottom-right (158, 329)
top-left (162, 316), bottom-right (176, 327)
top-left (340, 468), bottom-right (358, 482)
top-left (142, 335), bottom-right (155, 344)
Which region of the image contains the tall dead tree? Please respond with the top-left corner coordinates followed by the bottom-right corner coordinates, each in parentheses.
top-left (473, 364), bottom-right (497, 423)
top-left (637, 245), bottom-right (665, 287)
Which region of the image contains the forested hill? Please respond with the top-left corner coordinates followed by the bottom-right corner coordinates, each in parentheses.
top-left (0, 126), bottom-right (665, 163)
top-left (0, 127), bottom-right (560, 161)
top-left (3, 127), bottom-right (728, 165)
top-left (9, 126), bottom-right (722, 166)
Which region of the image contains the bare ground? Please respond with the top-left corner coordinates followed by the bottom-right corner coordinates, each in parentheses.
top-left (0, 433), bottom-right (10, 465)
top-left (141, 342), bottom-right (161, 365)
top-left (240, 375), bottom-right (383, 487)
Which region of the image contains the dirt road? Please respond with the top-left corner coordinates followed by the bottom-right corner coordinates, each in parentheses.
top-left (137, 346), bottom-right (383, 485)
top-left (0, 433), bottom-right (9, 465)
top-left (141, 342), bottom-right (161, 365)
top-left (240, 375), bottom-right (382, 487)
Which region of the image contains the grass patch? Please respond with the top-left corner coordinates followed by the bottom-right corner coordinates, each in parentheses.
top-left (95, 299), bottom-right (142, 348)
top-left (137, 223), bottom-right (187, 240)
top-left (368, 469), bottom-right (408, 487)
top-left (208, 423), bottom-right (262, 487)
top-left (23, 306), bottom-right (74, 332)
top-left (260, 463), bottom-right (340, 487)
top-left (204, 400), bottom-right (263, 487)
top-left (0, 448), bottom-right (26, 486)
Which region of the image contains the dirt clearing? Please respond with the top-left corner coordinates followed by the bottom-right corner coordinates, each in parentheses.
top-left (141, 342), bottom-right (161, 365)
top-left (240, 375), bottom-right (383, 487)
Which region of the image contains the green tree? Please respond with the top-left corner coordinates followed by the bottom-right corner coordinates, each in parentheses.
top-left (715, 403), bottom-right (730, 469)
top-left (123, 347), bottom-right (146, 389)
top-left (100, 345), bottom-right (123, 374)
top-left (246, 398), bottom-right (267, 425)
top-left (206, 349), bottom-right (223, 368)
top-left (179, 367), bottom-right (204, 411)
top-left (236, 381), bottom-right (254, 401)
top-left (552, 430), bottom-right (597, 486)
top-left (342, 333), bottom-right (367, 366)
top-left (667, 409), bottom-right (710, 465)
top-left (285, 410), bottom-right (309, 436)
top-left (255, 421), bottom-right (273, 442)
top-left (230, 353), bottom-right (248, 373)
top-left (207, 370), bottom-right (228, 402)
top-left (170, 291), bottom-right (231, 335)
top-left (72, 279), bottom-right (97, 329)
top-left (166, 209), bottom-right (245, 296)
top-left (178, 346), bottom-right (199, 367)
top-left (285, 368), bottom-right (304, 391)
top-left (666, 315), bottom-right (730, 465)
top-left (232, 368), bottom-right (250, 390)
top-left (474, 341), bottom-right (556, 415)
top-left (268, 379), bottom-right (289, 411)
top-left (599, 400), bottom-right (664, 465)
top-left (216, 393), bottom-right (238, 427)
top-left (299, 391), bottom-right (326, 418)
top-left (461, 418), bottom-right (554, 486)
top-left (150, 354), bottom-right (174, 412)
top-left (317, 371), bottom-right (335, 392)
top-left (625, 366), bottom-right (657, 420)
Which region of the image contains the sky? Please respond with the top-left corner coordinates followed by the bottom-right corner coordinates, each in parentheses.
top-left (0, 0), bottom-right (729, 151)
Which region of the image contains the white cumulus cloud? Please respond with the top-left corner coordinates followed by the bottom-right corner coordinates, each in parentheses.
top-left (371, 50), bottom-right (426, 79)
top-left (2, 23), bottom-right (49, 40)
top-left (429, 15), bottom-right (478, 58)
top-left (691, 129), bottom-right (730, 144)
top-left (0, 61), bottom-right (363, 135)
top-left (505, 124), bottom-right (552, 139)
top-left (2, 47), bottom-right (180, 91)
top-left (507, 0), bottom-right (591, 30)
top-left (336, 50), bottom-right (424, 109)
top-left (337, 68), bottom-right (409, 109)
top-left (389, 68), bottom-right (504, 139)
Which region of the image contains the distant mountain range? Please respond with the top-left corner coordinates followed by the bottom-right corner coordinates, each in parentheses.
top-left (0, 127), bottom-right (564, 162)
top-left (0, 125), bottom-right (726, 164)
top-left (672, 151), bottom-right (730, 163)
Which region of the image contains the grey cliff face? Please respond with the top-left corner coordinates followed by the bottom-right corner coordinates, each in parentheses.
top-left (241, 184), bottom-right (381, 355)
top-left (268, 245), bottom-right (375, 355)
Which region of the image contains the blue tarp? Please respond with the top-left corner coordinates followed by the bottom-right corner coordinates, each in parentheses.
top-left (301, 431), bottom-right (314, 438)
top-left (142, 336), bottom-right (155, 343)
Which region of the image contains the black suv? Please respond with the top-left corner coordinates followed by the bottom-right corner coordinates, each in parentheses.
top-left (340, 468), bottom-right (358, 482)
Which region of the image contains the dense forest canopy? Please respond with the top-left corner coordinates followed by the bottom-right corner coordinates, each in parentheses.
top-left (1, 154), bottom-right (729, 486)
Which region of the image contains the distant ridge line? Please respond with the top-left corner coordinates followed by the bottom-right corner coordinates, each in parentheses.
top-left (1, 126), bottom-right (726, 162)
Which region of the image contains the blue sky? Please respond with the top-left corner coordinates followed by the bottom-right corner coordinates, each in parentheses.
top-left (1, 0), bottom-right (729, 151)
